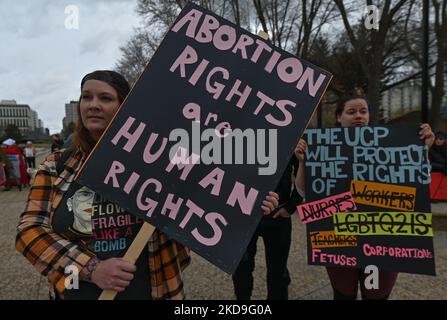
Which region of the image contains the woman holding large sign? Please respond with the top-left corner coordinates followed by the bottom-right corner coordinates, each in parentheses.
top-left (15, 70), bottom-right (281, 299)
top-left (294, 92), bottom-right (435, 300)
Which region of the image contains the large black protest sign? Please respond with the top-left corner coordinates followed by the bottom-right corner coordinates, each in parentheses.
top-left (298, 126), bottom-right (435, 275)
top-left (77, 2), bottom-right (332, 274)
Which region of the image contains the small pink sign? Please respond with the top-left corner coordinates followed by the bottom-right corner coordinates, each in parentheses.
top-left (297, 191), bottom-right (356, 224)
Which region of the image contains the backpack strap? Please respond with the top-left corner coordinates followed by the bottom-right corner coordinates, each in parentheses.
top-left (56, 148), bottom-right (76, 176)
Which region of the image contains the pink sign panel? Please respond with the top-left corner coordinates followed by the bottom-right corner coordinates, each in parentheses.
top-left (297, 191), bottom-right (356, 224)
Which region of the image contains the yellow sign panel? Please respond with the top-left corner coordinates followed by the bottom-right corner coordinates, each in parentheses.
top-left (333, 212), bottom-right (432, 236)
top-left (310, 231), bottom-right (357, 248)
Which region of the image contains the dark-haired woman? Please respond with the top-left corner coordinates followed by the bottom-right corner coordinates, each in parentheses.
top-left (16, 70), bottom-right (280, 300)
top-left (294, 94), bottom-right (434, 300)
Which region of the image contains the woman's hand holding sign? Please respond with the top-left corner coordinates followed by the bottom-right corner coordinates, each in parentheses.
top-left (294, 139), bottom-right (307, 197)
top-left (262, 191), bottom-right (279, 215)
top-left (419, 123), bottom-right (435, 148)
top-left (294, 139), bottom-right (307, 162)
top-left (89, 258), bottom-right (136, 292)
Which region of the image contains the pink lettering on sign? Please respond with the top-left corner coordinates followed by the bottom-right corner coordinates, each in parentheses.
top-left (363, 244), bottom-right (434, 259)
top-left (297, 191), bottom-right (356, 224)
top-left (311, 249), bottom-right (357, 267)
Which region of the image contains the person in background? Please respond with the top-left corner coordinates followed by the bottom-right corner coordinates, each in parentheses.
top-left (429, 131), bottom-right (447, 174)
top-left (51, 134), bottom-right (64, 152)
top-left (24, 141), bottom-right (36, 169)
top-left (232, 156), bottom-right (302, 300)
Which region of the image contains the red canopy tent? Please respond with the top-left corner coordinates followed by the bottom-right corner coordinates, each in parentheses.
top-left (430, 172), bottom-right (447, 201)
top-left (0, 145), bottom-right (29, 186)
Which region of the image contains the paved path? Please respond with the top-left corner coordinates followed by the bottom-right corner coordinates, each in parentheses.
top-left (1, 150), bottom-right (446, 299)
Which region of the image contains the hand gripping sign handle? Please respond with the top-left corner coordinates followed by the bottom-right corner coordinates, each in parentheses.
top-left (98, 222), bottom-right (156, 300)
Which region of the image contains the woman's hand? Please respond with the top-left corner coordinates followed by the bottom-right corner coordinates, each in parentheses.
top-left (261, 191), bottom-right (279, 215)
top-left (420, 123), bottom-right (435, 148)
top-left (294, 139), bottom-right (307, 162)
top-left (90, 257), bottom-right (136, 292)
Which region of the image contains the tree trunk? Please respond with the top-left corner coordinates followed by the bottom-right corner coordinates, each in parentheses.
top-left (368, 47), bottom-right (385, 124)
top-left (367, 77), bottom-right (382, 125)
top-left (430, 58), bottom-right (445, 130)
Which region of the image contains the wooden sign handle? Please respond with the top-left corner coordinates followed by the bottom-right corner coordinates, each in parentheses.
top-left (98, 222), bottom-right (156, 300)
top-left (258, 30), bottom-right (269, 40)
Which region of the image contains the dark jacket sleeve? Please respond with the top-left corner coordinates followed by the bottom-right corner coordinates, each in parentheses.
top-left (274, 155), bottom-right (303, 215)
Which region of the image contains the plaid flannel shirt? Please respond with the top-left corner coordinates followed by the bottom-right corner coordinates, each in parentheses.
top-left (16, 148), bottom-right (190, 299)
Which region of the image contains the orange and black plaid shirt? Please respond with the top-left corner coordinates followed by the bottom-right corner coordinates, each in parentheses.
top-left (16, 148), bottom-right (190, 299)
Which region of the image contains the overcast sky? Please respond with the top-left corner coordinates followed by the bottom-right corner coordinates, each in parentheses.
top-left (0, 0), bottom-right (140, 134)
